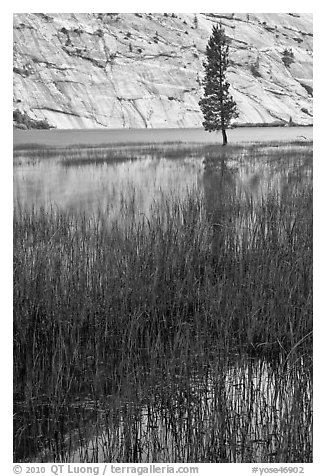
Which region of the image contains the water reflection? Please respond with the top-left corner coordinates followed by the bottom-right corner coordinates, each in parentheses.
top-left (26, 357), bottom-right (311, 463)
top-left (14, 144), bottom-right (312, 221)
top-left (14, 156), bottom-right (201, 219)
top-left (201, 153), bottom-right (237, 260)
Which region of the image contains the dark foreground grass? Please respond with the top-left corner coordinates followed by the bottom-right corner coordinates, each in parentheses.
top-left (13, 146), bottom-right (312, 462)
top-left (16, 356), bottom-right (311, 463)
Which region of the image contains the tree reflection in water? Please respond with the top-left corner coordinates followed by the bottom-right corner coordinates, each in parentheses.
top-left (201, 153), bottom-right (237, 265)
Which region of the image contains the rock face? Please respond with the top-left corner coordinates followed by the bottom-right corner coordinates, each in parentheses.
top-left (13, 13), bottom-right (313, 129)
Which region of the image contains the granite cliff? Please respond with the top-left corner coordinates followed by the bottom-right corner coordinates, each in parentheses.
top-left (13, 13), bottom-right (313, 129)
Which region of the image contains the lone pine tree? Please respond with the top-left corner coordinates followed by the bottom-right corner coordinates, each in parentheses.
top-left (199, 23), bottom-right (238, 145)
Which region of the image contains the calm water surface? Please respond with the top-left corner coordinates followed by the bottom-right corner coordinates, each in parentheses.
top-left (14, 126), bottom-right (313, 147)
top-left (14, 142), bottom-right (312, 219)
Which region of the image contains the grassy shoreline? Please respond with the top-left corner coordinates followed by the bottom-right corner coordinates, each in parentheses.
top-left (13, 143), bottom-right (313, 462)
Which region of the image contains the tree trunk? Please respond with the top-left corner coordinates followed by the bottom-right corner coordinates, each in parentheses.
top-left (222, 128), bottom-right (228, 146)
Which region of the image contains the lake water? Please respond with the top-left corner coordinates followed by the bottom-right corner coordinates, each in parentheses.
top-left (13, 126), bottom-right (313, 147)
top-left (18, 356), bottom-right (311, 463)
top-left (14, 133), bottom-right (312, 220)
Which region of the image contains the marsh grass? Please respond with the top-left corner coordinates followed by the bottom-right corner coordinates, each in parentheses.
top-left (21, 356), bottom-right (310, 464)
top-left (13, 143), bottom-right (312, 462)
top-left (14, 140), bottom-right (312, 163)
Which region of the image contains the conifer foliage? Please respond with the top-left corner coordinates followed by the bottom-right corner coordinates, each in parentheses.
top-left (199, 23), bottom-right (238, 145)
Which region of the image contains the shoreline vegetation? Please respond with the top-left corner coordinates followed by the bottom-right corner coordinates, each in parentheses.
top-left (14, 139), bottom-right (313, 150)
top-left (13, 141), bottom-right (312, 463)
